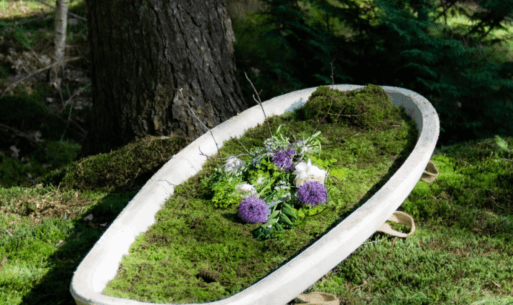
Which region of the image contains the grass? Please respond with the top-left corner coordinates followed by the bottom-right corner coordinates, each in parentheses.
top-left (0, 0), bottom-right (512, 304)
top-left (298, 139), bottom-right (513, 304)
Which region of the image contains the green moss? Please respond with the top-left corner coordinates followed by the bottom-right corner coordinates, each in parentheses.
top-left (32, 133), bottom-right (191, 192)
top-left (402, 136), bottom-right (513, 234)
top-left (301, 84), bottom-right (399, 131)
top-left (102, 85), bottom-right (420, 303)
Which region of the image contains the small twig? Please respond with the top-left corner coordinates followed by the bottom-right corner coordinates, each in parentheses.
top-left (0, 123), bottom-right (42, 147)
top-left (30, 0), bottom-right (87, 22)
top-left (57, 81), bottom-right (65, 104)
top-left (3, 229), bottom-right (13, 237)
top-left (336, 112), bottom-right (366, 117)
top-left (330, 59), bottom-right (336, 86)
top-left (177, 76), bottom-right (276, 162)
top-left (50, 112), bottom-right (87, 138)
top-left (235, 137), bottom-right (253, 156)
top-left (364, 239), bottom-right (384, 245)
top-left (63, 83), bottom-right (70, 107)
top-left (244, 72), bottom-right (273, 138)
top-left (128, 168), bottom-right (141, 189)
top-left (60, 99), bottom-right (75, 141)
top-left (489, 196), bottom-right (506, 210)
top-left (58, 83), bottom-right (91, 115)
top-left (314, 61), bottom-right (338, 132)
top-left (0, 56), bottom-right (82, 100)
top-left (178, 88), bottom-right (220, 158)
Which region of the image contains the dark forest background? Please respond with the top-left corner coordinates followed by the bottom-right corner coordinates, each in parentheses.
top-left (0, 0), bottom-right (512, 186)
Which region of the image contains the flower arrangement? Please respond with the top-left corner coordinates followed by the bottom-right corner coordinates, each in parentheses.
top-left (180, 73), bottom-right (340, 240)
top-left (196, 121), bottom-right (339, 240)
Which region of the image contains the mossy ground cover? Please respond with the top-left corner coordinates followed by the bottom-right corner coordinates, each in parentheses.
top-left (2, 135), bottom-right (511, 305)
top-left (294, 137), bottom-right (513, 304)
top-left (102, 85), bottom-right (420, 303)
top-left (0, 0), bottom-right (512, 304)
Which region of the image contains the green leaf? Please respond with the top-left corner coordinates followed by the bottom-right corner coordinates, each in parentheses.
top-left (281, 203), bottom-right (297, 219)
top-left (274, 223), bottom-right (284, 232)
top-left (279, 213), bottom-right (294, 227)
top-left (330, 168), bottom-right (345, 180)
top-left (269, 209), bottom-right (280, 220)
top-left (253, 227), bottom-right (272, 240)
top-left (263, 217), bottom-right (279, 227)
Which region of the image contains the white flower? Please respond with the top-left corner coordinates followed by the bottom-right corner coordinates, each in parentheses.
top-left (235, 183), bottom-right (258, 199)
top-left (300, 145), bottom-right (313, 154)
top-left (256, 176), bottom-right (266, 185)
top-left (293, 159), bottom-right (328, 188)
top-left (224, 156), bottom-right (245, 172)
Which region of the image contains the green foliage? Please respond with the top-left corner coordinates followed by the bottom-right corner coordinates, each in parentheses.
top-left (0, 66), bottom-right (10, 78)
top-left (254, 201), bottom-right (297, 240)
top-left (245, 158), bottom-right (284, 193)
top-left (255, 0), bottom-right (351, 91)
top-left (252, 223), bottom-right (284, 240)
top-left (291, 203), bottom-right (328, 220)
top-left (200, 167), bottom-right (227, 194)
top-left (0, 152), bottom-right (29, 188)
top-left (372, 0), bottom-right (513, 145)
top-left (249, 0), bottom-right (513, 149)
top-left (281, 202), bottom-right (297, 220)
top-left (308, 155), bottom-right (337, 170)
top-left (34, 140), bottom-right (81, 169)
top-left (257, 158), bottom-right (282, 175)
top-left (0, 21), bottom-right (35, 49)
top-left (246, 167), bottom-right (272, 187)
top-left (209, 175), bottom-right (246, 209)
top-left (329, 167), bottom-right (345, 180)
top-left (0, 85), bottom-right (52, 128)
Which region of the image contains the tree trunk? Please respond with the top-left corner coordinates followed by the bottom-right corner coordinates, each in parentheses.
top-left (80, 0), bottom-right (249, 157)
top-left (49, 0), bottom-right (69, 89)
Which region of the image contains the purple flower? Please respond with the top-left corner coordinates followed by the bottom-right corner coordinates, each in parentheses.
top-left (272, 149), bottom-right (296, 171)
top-left (297, 181), bottom-right (327, 206)
top-left (238, 197), bottom-right (270, 224)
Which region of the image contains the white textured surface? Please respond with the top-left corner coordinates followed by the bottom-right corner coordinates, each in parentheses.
top-left (70, 85), bottom-right (440, 305)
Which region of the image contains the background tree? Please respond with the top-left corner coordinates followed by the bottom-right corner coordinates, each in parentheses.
top-left (246, 0), bottom-right (513, 148)
top-left (48, 0), bottom-right (69, 90)
top-left (79, 0), bottom-right (252, 158)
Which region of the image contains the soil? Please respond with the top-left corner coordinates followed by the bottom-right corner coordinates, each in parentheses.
top-left (102, 84), bottom-right (420, 304)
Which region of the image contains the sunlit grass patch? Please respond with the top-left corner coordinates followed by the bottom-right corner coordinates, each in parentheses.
top-left (0, 0), bottom-right (85, 20)
top-left (303, 224), bottom-right (513, 304)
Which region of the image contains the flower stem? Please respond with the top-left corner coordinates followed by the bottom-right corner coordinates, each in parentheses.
top-left (257, 176), bottom-right (277, 197)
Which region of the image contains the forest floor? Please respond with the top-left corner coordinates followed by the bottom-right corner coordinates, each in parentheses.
top-left (0, 0), bottom-right (512, 304)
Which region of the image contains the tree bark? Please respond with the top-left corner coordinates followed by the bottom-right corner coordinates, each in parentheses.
top-left (80, 0), bottom-right (249, 157)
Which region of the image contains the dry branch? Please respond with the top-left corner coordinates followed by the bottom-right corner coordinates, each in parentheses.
top-left (0, 56), bottom-right (82, 100)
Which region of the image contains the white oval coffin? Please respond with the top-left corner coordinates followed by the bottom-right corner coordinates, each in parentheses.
top-left (70, 84), bottom-right (440, 305)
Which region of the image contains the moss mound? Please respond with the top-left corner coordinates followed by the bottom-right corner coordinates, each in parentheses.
top-left (301, 84), bottom-right (399, 131)
top-left (31, 133), bottom-right (191, 192)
